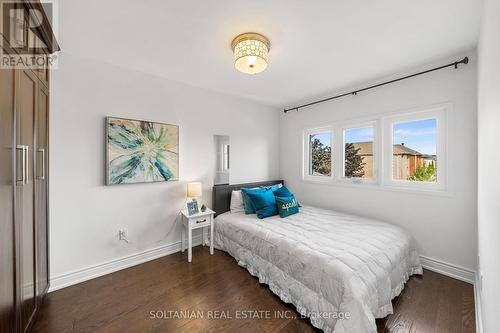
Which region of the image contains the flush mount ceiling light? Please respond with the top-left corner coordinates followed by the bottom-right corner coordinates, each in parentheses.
top-left (231, 33), bottom-right (271, 75)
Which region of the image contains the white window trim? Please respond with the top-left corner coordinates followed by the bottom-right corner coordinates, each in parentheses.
top-left (303, 126), bottom-right (334, 182)
top-left (302, 103), bottom-right (451, 195)
top-left (338, 120), bottom-right (380, 185)
top-left (382, 105), bottom-right (448, 192)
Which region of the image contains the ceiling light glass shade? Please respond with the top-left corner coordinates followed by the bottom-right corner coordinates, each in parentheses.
top-left (231, 33), bottom-right (270, 74)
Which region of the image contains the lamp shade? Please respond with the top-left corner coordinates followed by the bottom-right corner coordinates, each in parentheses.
top-left (231, 33), bottom-right (270, 75)
top-left (187, 182), bottom-right (202, 198)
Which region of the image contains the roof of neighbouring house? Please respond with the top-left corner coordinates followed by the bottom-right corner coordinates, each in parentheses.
top-left (393, 144), bottom-right (422, 156)
top-left (351, 142), bottom-right (423, 156)
top-left (421, 154), bottom-right (437, 160)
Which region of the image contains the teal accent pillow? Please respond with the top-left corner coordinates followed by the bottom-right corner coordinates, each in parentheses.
top-left (275, 195), bottom-right (300, 218)
top-left (273, 186), bottom-right (302, 207)
top-left (273, 186), bottom-right (293, 198)
top-left (261, 184), bottom-right (282, 192)
top-left (246, 189), bottom-right (278, 219)
top-left (241, 187), bottom-right (264, 214)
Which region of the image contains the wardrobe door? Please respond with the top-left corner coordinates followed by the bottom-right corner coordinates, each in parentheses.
top-left (0, 66), bottom-right (16, 333)
top-left (15, 68), bottom-right (37, 331)
top-left (35, 82), bottom-right (49, 299)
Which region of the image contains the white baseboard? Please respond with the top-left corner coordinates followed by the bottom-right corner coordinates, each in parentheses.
top-left (419, 255), bottom-right (475, 284)
top-left (474, 273), bottom-right (483, 333)
top-left (49, 235), bottom-right (203, 292)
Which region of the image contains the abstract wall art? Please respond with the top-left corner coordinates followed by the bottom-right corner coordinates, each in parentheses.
top-left (106, 117), bottom-right (179, 185)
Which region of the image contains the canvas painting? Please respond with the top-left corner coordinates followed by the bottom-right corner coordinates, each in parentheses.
top-left (106, 117), bottom-right (179, 185)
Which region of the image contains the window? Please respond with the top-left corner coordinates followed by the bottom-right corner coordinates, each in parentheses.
top-left (343, 126), bottom-right (375, 179)
top-left (383, 106), bottom-right (447, 191)
top-left (392, 118), bottom-right (437, 182)
top-left (304, 128), bottom-right (332, 179)
top-left (309, 132), bottom-right (331, 176)
top-left (303, 104), bottom-right (448, 193)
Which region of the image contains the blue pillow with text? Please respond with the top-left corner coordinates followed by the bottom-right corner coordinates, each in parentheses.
top-left (273, 186), bottom-right (301, 207)
top-left (275, 195), bottom-right (300, 218)
top-left (273, 186), bottom-right (293, 198)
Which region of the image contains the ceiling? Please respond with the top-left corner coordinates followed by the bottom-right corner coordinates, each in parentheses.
top-left (59, 0), bottom-right (481, 108)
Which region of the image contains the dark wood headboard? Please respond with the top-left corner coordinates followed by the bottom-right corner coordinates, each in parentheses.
top-left (212, 180), bottom-right (284, 217)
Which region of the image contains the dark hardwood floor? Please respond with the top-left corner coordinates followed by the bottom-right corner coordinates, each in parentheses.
top-left (32, 246), bottom-right (475, 333)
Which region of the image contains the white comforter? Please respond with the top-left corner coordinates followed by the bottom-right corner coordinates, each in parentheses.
top-left (214, 205), bottom-right (422, 333)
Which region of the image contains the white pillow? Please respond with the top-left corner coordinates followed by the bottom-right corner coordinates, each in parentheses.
top-left (230, 190), bottom-right (245, 213)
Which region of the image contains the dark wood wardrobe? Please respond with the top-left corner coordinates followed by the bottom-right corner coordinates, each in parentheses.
top-left (1, 1), bottom-right (58, 332)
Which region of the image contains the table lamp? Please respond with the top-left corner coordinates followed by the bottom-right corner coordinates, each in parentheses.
top-left (187, 182), bottom-right (202, 204)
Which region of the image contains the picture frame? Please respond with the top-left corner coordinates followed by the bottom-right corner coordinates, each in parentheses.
top-left (105, 116), bottom-right (179, 185)
top-left (187, 200), bottom-right (199, 216)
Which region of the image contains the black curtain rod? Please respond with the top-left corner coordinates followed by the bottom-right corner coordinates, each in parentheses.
top-left (283, 56), bottom-right (469, 113)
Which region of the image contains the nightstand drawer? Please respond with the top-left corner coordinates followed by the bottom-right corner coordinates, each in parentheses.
top-left (188, 217), bottom-right (211, 229)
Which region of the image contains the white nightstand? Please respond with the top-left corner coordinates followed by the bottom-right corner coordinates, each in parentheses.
top-left (180, 208), bottom-right (215, 262)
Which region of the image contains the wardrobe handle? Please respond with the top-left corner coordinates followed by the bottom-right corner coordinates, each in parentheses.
top-left (24, 145), bottom-right (29, 185)
top-left (36, 148), bottom-right (45, 180)
top-left (16, 145), bottom-right (28, 185)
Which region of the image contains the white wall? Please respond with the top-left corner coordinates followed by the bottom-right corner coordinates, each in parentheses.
top-left (477, 0), bottom-right (500, 331)
top-left (280, 53), bottom-right (478, 272)
top-left (49, 53), bottom-right (279, 283)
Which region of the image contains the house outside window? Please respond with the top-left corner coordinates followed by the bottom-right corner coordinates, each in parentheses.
top-left (303, 104), bottom-right (449, 193)
top-left (343, 125), bottom-right (376, 181)
top-left (384, 107), bottom-right (446, 191)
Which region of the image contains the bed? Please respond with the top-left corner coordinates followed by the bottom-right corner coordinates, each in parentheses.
top-left (212, 181), bottom-right (423, 333)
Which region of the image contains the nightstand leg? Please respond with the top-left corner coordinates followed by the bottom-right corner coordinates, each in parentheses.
top-left (188, 227), bottom-right (192, 263)
top-left (202, 227), bottom-right (207, 246)
top-left (181, 224), bottom-right (185, 252)
top-left (210, 217), bottom-right (214, 255)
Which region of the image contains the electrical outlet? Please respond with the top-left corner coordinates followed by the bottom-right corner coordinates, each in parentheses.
top-left (119, 228), bottom-right (129, 241)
